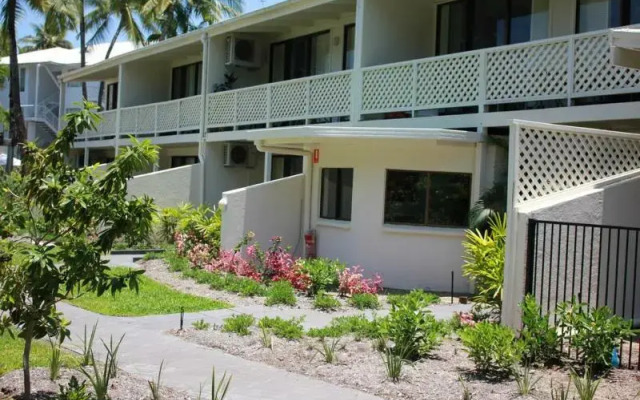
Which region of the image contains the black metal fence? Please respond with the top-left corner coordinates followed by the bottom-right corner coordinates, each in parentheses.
top-left (526, 219), bottom-right (640, 369)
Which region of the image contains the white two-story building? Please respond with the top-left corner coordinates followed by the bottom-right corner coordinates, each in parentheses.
top-left (0, 42), bottom-right (135, 153)
top-left (61, 0), bottom-right (640, 292)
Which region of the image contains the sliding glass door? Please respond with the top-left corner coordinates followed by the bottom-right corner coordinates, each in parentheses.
top-left (270, 31), bottom-right (331, 82)
top-left (437, 0), bottom-right (549, 55)
top-left (577, 0), bottom-right (640, 33)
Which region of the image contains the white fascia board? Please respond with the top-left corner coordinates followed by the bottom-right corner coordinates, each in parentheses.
top-left (61, 0), bottom-right (336, 83)
top-left (610, 27), bottom-right (640, 50)
top-left (210, 125), bottom-right (480, 143)
top-left (511, 119), bottom-right (640, 140)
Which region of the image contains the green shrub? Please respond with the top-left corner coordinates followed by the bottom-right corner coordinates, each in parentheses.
top-left (265, 281), bottom-right (297, 306)
top-left (222, 314), bottom-right (255, 336)
top-left (387, 289), bottom-right (440, 307)
top-left (459, 322), bottom-right (523, 376)
top-left (378, 296), bottom-right (447, 360)
top-left (162, 247), bottom-right (190, 272)
top-left (313, 291), bottom-right (341, 311)
top-left (258, 316), bottom-right (304, 340)
top-left (157, 204), bottom-right (194, 243)
top-left (519, 294), bottom-right (558, 364)
top-left (299, 258), bottom-right (345, 294)
top-left (224, 275), bottom-right (267, 297)
top-left (307, 315), bottom-right (378, 339)
top-left (556, 298), bottom-right (635, 371)
top-left (143, 252), bottom-right (162, 261)
top-left (57, 376), bottom-right (91, 400)
top-left (349, 293), bottom-right (380, 310)
top-left (571, 368), bottom-right (601, 400)
top-left (462, 214), bottom-right (506, 309)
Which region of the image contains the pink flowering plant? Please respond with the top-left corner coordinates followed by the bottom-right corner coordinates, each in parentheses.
top-left (338, 266), bottom-right (383, 296)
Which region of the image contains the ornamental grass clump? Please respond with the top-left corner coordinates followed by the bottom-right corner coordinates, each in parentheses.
top-left (258, 316), bottom-right (304, 340)
top-left (265, 281), bottom-right (297, 306)
top-left (313, 291), bottom-right (341, 311)
top-left (307, 315), bottom-right (378, 339)
top-left (349, 293), bottom-right (380, 310)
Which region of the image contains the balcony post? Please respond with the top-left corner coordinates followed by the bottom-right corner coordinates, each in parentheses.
top-left (114, 64), bottom-right (124, 156)
top-left (350, 0), bottom-right (365, 123)
top-left (198, 32), bottom-right (210, 205)
top-left (34, 64), bottom-right (41, 120)
top-left (567, 37), bottom-right (575, 107)
top-left (479, 52), bottom-right (487, 114)
top-left (58, 81), bottom-right (66, 131)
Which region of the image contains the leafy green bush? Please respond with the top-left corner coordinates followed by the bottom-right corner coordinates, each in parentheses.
top-left (378, 296), bottom-right (447, 360)
top-left (258, 316), bottom-right (304, 340)
top-left (265, 281), bottom-right (297, 306)
top-left (157, 203), bottom-right (194, 243)
top-left (556, 299), bottom-right (635, 371)
top-left (313, 291), bottom-right (341, 311)
top-left (222, 314), bottom-right (255, 336)
top-left (192, 319), bottom-right (211, 330)
top-left (162, 247), bottom-right (190, 272)
top-left (462, 214), bottom-right (506, 309)
top-left (459, 321), bottom-right (523, 376)
top-left (57, 376), bottom-right (91, 400)
top-left (349, 293), bottom-right (380, 310)
top-left (387, 289), bottom-right (440, 307)
top-left (299, 258), bottom-right (345, 294)
top-left (519, 294), bottom-right (558, 364)
top-left (307, 315), bottom-right (379, 339)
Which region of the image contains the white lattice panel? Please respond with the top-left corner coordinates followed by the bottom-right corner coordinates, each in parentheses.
top-left (237, 87), bottom-right (268, 123)
top-left (156, 101), bottom-right (179, 132)
top-left (309, 72), bottom-right (352, 117)
top-left (97, 111), bottom-right (117, 135)
top-left (362, 64), bottom-right (413, 112)
top-left (119, 109), bottom-right (137, 134)
top-left (207, 92), bottom-right (235, 127)
top-left (271, 80), bottom-right (308, 120)
top-left (573, 32), bottom-right (640, 97)
top-left (416, 53), bottom-right (480, 108)
top-left (486, 40), bottom-right (569, 102)
top-left (136, 105), bottom-right (156, 133)
top-left (179, 96), bottom-right (201, 128)
top-left (514, 123), bottom-right (640, 205)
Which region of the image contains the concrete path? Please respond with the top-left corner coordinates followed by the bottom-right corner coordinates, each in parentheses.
top-left (59, 303), bottom-right (382, 400)
top-left (72, 253), bottom-right (470, 399)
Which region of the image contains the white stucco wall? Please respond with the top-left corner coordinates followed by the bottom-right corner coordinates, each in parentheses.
top-left (309, 138), bottom-right (478, 292)
top-left (127, 164), bottom-right (202, 209)
top-left (220, 174), bottom-right (304, 253)
top-left (120, 61), bottom-right (172, 107)
top-left (503, 171), bottom-right (640, 327)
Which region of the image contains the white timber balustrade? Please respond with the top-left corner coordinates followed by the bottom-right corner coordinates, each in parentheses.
top-left (78, 26), bottom-right (640, 140)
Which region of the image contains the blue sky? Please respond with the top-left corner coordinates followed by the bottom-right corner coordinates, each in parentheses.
top-left (17, 0), bottom-right (283, 47)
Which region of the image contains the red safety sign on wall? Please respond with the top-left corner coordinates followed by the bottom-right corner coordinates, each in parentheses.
top-left (312, 149), bottom-right (320, 164)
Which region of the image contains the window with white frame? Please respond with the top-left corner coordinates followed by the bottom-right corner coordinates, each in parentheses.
top-left (384, 170), bottom-right (471, 228)
top-left (320, 168), bottom-right (353, 221)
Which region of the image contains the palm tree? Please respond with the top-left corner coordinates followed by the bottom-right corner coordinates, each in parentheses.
top-left (143, 0), bottom-right (243, 42)
top-left (86, 0), bottom-right (147, 109)
top-left (1, 0), bottom-right (49, 172)
top-left (20, 22), bottom-right (73, 52)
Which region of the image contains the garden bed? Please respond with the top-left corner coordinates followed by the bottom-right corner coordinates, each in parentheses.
top-left (0, 368), bottom-right (190, 400)
top-left (173, 326), bottom-right (640, 400)
top-left (138, 258), bottom-right (464, 313)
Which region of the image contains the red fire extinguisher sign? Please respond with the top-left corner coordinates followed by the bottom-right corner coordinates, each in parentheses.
top-left (312, 149), bottom-right (320, 164)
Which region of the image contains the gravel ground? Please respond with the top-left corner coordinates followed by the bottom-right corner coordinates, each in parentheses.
top-left (174, 327), bottom-right (640, 400)
top-left (138, 259), bottom-right (466, 313)
top-left (0, 368), bottom-right (192, 400)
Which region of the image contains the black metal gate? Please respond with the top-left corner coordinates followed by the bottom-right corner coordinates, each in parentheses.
top-left (526, 219), bottom-right (640, 369)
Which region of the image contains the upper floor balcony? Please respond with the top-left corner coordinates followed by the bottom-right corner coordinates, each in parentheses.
top-left (67, 0), bottom-right (640, 143)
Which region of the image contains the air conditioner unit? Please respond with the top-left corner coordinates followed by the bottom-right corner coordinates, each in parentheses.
top-left (225, 35), bottom-right (260, 68)
top-left (223, 143), bottom-right (255, 167)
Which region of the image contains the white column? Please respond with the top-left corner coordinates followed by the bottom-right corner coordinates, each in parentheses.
top-left (198, 32), bottom-right (210, 205)
top-left (350, 0), bottom-right (365, 123)
top-left (263, 152), bottom-right (272, 182)
top-left (83, 147), bottom-right (89, 167)
top-left (34, 64), bottom-right (41, 120)
top-left (114, 65), bottom-right (124, 156)
top-left (58, 81), bottom-right (66, 130)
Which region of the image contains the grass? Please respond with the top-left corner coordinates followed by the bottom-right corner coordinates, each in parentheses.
top-left (258, 316), bottom-right (304, 340)
top-left (313, 292), bottom-right (341, 311)
top-left (349, 293), bottom-right (380, 310)
top-left (67, 267), bottom-right (230, 316)
top-left (0, 330), bottom-right (80, 376)
top-left (222, 314), bottom-right (255, 336)
top-left (265, 281), bottom-right (297, 306)
top-left (307, 315), bottom-right (378, 339)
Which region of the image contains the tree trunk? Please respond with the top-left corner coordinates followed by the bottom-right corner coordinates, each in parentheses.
top-left (22, 322), bottom-right (33, 398)
top-left (6, 0), bottom-right (27, 172)
top-left (96, 24), bottom-right (122, 110)
top-left (80, 0), bottom-right (87, 100)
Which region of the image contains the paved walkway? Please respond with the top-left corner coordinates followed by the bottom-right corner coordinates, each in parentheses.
top-left (67, 253), bottom-right (470, 399)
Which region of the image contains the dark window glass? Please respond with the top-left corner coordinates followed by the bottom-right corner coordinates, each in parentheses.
top-left (437, 0), bottom-right (539, 55)
top-left (271, 155), bottom-right (303, 180)
top-left (270, 31), bottom-right (330, 82)
top-left (320, 168), bottom-right (353, 221)
top-left (343, 24), bottom-right (356, 70)
top-left (577, 0), bottom-right (640, 32)
top-left (384, 170), bottom-right (471, 228)
top-left (106, 82), bottom-right (118, 110)
top-left (19, 68), bottom-right (25, 92)
top-left (171, 62), bottom-right (202, 99)
top-left (171, 156), bottom-right (199, 168)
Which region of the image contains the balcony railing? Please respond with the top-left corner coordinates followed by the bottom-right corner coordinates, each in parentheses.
top-left (78, 27), bottom-right (640, 141)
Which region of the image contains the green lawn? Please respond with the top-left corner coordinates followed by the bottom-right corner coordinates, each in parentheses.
top-left (0, 330), bottom-right (79, 376)
top-left (67, 267), bottom-right (230, 316)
